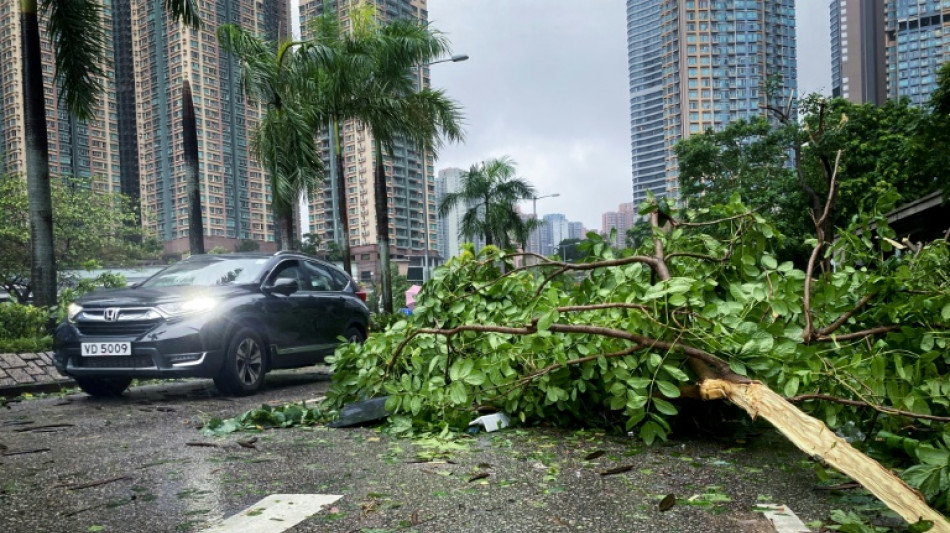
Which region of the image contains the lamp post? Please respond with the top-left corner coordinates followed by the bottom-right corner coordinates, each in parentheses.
top-left (420, 54), bottom-right (468, 283)
top-left (531, 193), bottom-right (560, 255)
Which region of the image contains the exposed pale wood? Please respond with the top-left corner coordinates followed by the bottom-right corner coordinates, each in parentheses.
top-left (699, 379), bottom-right (950, 531)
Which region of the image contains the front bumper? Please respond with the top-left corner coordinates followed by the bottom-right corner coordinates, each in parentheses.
top-left (53, 317), bottom-right (227, 379)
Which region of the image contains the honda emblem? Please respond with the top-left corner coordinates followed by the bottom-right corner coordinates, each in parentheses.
top-left (103, 308), bottom-right (121, 322)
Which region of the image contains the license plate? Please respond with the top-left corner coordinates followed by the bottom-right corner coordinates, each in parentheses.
top-left (81, 342), bottom-right (132, 356)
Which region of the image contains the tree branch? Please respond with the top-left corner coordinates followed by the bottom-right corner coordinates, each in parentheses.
top-left (815, 325), bottom-right (899, 342)
top-left (787, 394), bottom-right (950, 423)
top-left (816, 293), bottom-right (875, 338)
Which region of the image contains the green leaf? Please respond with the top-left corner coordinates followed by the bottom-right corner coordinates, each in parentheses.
top-left (655, 380), bottom-right (681, 399)
top-left (761, 255), bottom-right (777, 269)
top-left (942, 303), bottom-right (950, 320)
top-left (783, 376), bottom-right (799, 397)
top-left (915, 446), bottom-right (950, 466)
top-left (652, 397), bottom-right (678, 416)
top-left (537, 309), bottom-right (558, 331)
top-left (662, 364), bottom-right (690, 382)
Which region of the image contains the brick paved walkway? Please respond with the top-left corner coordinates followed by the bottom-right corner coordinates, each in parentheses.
top-left (0, 352), bottom-right (71, 393)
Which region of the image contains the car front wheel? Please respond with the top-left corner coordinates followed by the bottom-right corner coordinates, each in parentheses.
top-left (75, 376), bottom-right (132, 398)
top-left (214, 327), bottom-right (266, 396)
top-left (345, 326), bottom-right (366, 344)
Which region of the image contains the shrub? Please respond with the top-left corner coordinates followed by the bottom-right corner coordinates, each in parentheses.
top-left (0, 302), bottom-right (51, 352)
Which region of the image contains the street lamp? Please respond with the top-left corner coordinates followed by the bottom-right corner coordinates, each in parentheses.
top-left (420, 53), bottom-right (468, 282)
top-left (532, 193), bottom-right (560, 254)
top-left (426, 54), bottom-right (469, 66)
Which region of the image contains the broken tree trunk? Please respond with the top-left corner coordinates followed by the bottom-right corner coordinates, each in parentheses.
top-left (699, 378), bottom-right (950, 531)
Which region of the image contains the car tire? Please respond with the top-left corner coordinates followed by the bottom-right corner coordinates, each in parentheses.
top-left (75, 376), bottom-right (132, 398)
top-left (214, 327), bottom-right (266, 396)
top-left (345, 326), bottom-right (366, 344)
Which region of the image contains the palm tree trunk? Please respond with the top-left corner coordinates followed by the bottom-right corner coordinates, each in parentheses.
top-left (483, 194), bottom-right (493, 247)
top-left (21, 0), bottom-right (56, 308)
top-left (373, 140), bottom-right (393, 314)
top-left (183, 81), bottom-right (205, 255)
top-left (333, 119), bottom-right (352, 273)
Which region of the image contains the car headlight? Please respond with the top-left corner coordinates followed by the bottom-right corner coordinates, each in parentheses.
top-left (157, 297), bottom-right (218, 317)
top-left (67, 303), bottom-right (83, 323)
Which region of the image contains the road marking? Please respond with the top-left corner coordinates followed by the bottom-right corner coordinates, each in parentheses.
top-left (757, 503), bottom-right (811, 533)
top-left (200, 494), bottom-right (342, 533)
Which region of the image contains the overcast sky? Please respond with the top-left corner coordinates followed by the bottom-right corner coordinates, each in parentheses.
top-left (426, 1), bottom-right (833, 229)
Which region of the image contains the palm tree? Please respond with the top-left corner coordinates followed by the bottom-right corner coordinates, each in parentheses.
top-left (439, 156), bottom-right (537, 251)
top-left (19, 0), bottom-right (199, 306)
top-left (218, 24), bottom-right (329, 250)
top-left (306, 3), bottom-right (463, 313)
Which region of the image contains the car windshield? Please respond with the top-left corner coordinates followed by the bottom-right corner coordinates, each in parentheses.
top-left (140, 257), bottom-right (269, 288)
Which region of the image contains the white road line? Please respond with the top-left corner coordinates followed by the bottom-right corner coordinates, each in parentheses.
top-left (200, 494), bottom-right (342, 533)
top-left (757, 503), bottom-right (812, 533)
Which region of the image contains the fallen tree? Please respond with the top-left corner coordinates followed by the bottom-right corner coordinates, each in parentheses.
top-left (326, 180), bottom-right (950, 527)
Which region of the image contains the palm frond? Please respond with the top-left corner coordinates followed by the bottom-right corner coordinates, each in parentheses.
top-left (42, 0), bottom-right (105, 120)
top-left (164, 0), bottom-right (201, 29)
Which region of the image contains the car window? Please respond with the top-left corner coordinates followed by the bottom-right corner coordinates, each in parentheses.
top-left (140, 257), bottom-right (269, 288)
top-left (303, 261), bottom-right (344, 292)
top-left (267, 260), bottom-right (304, 290)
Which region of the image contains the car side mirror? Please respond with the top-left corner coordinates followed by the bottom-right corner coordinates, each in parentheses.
top-left (265, 277), bottom-right (298, 296)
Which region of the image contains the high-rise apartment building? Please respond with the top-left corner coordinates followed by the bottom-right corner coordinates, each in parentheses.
top-left (830, 0), bottom-right (886, 104)
top-left (132, 0), bottom-right (291, 253)
top-left (0, 0), bottom-right (124, 193)
top-left (568, 221), bottom-right (586, 240)
top-left (885, 0), bottom-right (949, 106)
top-left (435, 167), bottom-right (473, 260)
top-left (601, 202), bottom-right (637, 249)
top-left (1, 1), bottom-right (291, 253)
top-left (300, 0), bottom-right (436, 283)
top-left (541, 213), bottom-right (569, 256)
top-left (626, 0), bottom-right (798, 205)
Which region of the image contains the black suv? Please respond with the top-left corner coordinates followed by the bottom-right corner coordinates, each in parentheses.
top-left (53, 252), bottom-right (369, 397)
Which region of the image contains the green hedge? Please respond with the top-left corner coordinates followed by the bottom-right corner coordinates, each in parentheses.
top-left (0, 302), bottom-right (48, 340)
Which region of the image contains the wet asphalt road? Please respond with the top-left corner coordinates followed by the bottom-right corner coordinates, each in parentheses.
top-left (0, 370), bottom-right (847, 533)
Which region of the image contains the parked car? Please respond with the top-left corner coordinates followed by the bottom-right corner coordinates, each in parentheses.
top-left (53, 252), bottom-right (369, 397)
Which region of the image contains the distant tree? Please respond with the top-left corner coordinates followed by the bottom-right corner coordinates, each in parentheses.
top-left (625, 221), bottom-right (654, 250)
top-left (555, 238), bottom-right (584, 262)
top-left (0, 175), bottom-right (159, 303)
top-left (297, 233), bottom-right (322, 257)
top-left (438, 157), bottom-right (536, 250)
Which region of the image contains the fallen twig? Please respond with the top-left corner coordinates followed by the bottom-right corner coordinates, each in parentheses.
top-left (3, 448), bottom-right (50, 456)
top-left (53, 475), bottom-right (132, 490)
top-left (185, 441), bottom-right (220, 448)
top-left (13, 423), bottom-right (75, 433)
top-left (598, 465), bottom-right (633, 476)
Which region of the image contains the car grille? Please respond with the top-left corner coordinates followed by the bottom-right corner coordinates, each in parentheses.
top-left (77, 355), bottom-right (155, 368)
top-left (76, 321), bottom-right (160, 337)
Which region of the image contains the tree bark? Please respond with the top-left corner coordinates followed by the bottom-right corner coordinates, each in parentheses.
top-left (21, 0), bottom-right (56, 308)
top-left (182, 81), bottom-right (204, 255)
top-left (374, 140), bottom-right (393, 314)
top-left (700, 379), bottom-right (950, 531)
top-left (334, 120), bottom-right (352, 274)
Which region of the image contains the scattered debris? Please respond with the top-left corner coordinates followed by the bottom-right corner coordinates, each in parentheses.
top-left (598, 465), bottom-right (634, 476)
top-left (468, 413), bottom-right (510, 433)
top-left (3, 448), bottom-right (51, 456)
top-left (237, 437), bottom-right (258, 449)
top-left (813, 482), bottom-right (861, 491)
top-left (658, 493), bottom-right (676, 512)
top-left (468, 472), bottom-right (490, 482)
top-left (185, 441), bottom-right (220, 448)
top-left (53, 475), bottom-right (132, 491)
top-left (13, 423), bottom-right (74, 433)
top-left (583, 450), bottom-right (605, 461)
top-left (327, 396), bottom-right (390, 428)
